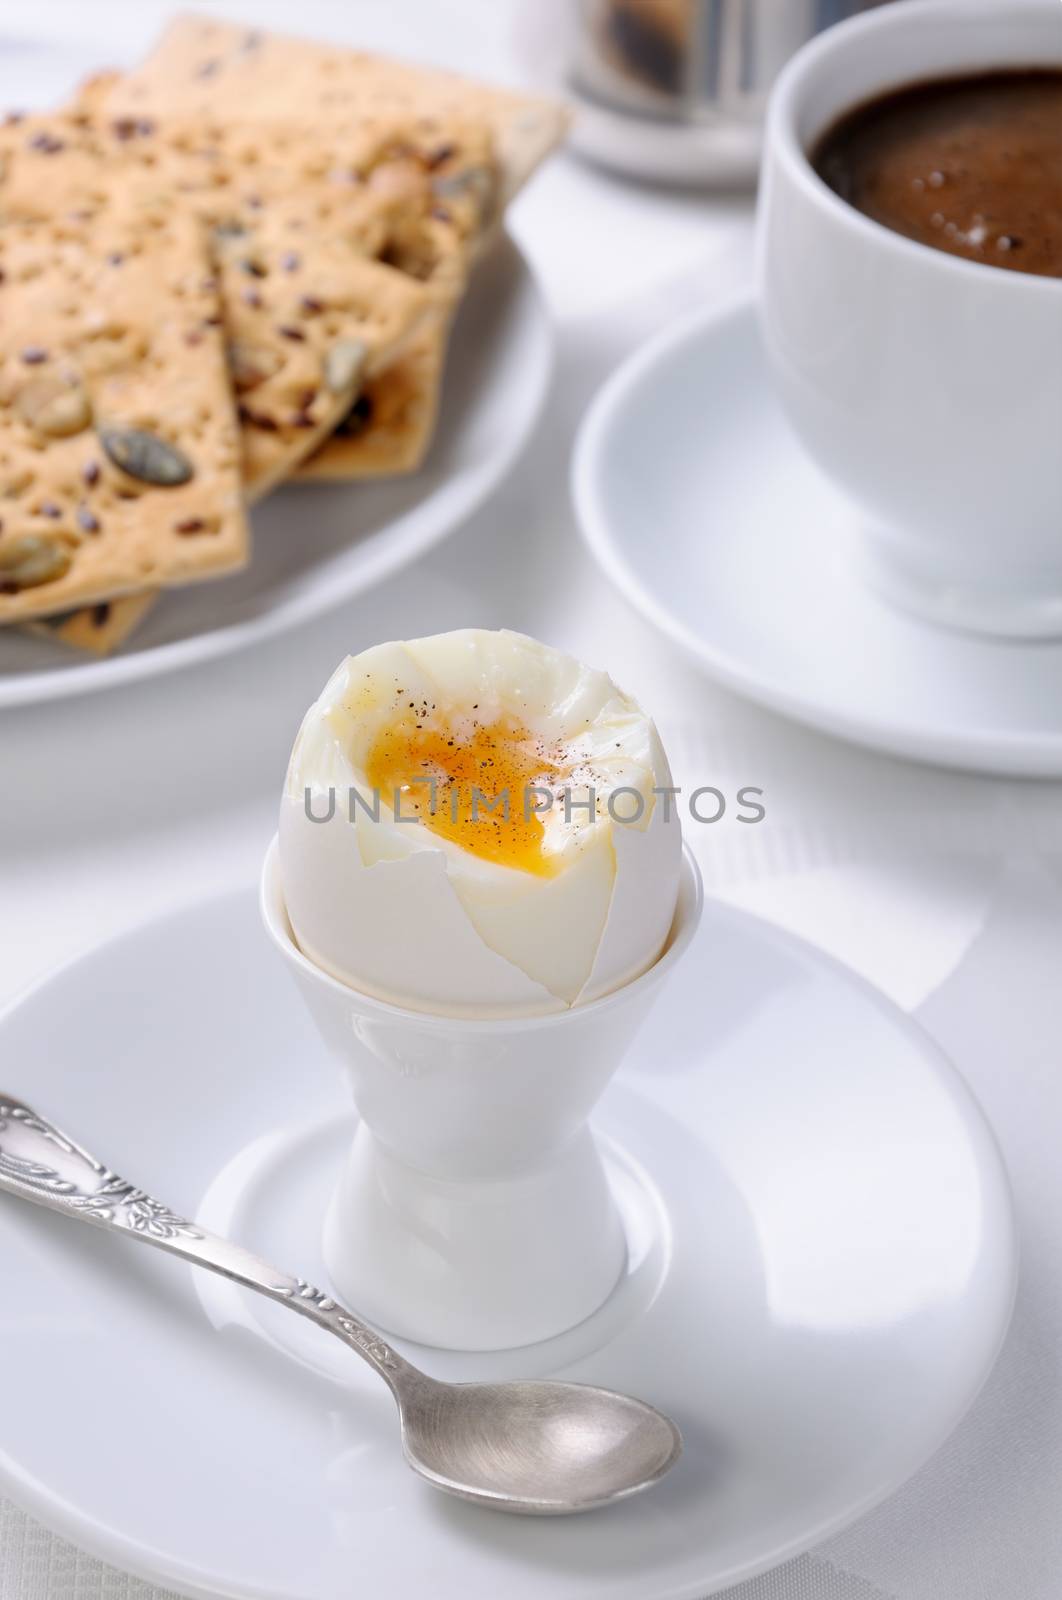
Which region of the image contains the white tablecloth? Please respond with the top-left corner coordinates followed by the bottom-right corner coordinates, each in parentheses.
top-left (2, 4), bottom-right (1060, 1598)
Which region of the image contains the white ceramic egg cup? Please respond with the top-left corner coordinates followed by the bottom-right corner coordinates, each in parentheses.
top-left (260, 838), bottom-right (703, 1351)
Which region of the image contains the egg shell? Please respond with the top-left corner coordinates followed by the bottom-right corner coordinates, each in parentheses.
top-left (577, 720), bottom-right (682, 1005)
top-left (279, 789), bottom-right (563, 1016)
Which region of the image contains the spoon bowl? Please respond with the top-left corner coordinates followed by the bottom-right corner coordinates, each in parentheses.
top-left (401, 1379), bottom-right (682, 1513)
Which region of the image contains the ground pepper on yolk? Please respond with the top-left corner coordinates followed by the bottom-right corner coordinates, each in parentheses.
top-left (365, 711), bottom-right (571, 876)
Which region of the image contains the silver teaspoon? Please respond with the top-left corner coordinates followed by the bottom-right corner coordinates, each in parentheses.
top-left (0, 1095), bottom-right (681, 1514)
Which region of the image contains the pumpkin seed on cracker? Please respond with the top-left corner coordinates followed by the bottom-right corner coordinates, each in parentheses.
top-left (15, 376), bottom-right (91, 438)
top-left (324, 338), bottom-right (368, 396)
top-left (98, 424), bottom-right (195, 487)
top-left (0, 535), bottom-right (72, 592)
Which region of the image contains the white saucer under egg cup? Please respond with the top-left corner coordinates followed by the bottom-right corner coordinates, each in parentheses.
top-left (260, 837), bottom-right (702, 1351)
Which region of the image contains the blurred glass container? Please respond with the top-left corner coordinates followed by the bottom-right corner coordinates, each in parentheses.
top-left (556, 0), bottom-right (900, 185)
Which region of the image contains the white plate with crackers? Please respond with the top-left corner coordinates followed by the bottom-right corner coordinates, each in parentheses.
top-left (0, 17), bottom-right (562, 707)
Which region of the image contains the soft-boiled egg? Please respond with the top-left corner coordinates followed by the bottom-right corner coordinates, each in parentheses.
top-left (278, 629), bottom-right (682, 1017)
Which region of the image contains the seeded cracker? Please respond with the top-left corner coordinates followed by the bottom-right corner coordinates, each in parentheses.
top-left (0, 112), bottom-right (442, 501)
top-left (275, 142), bottom-right (486, 481)
top-left (294, 207), bottom-right (470, 480)
top-left (294, 320), bottom-right (451, 479)
top-left (0, 195), bottom-right (250, 623)
top-left (103, 15), bottom-right (567, 207)
top-left (6, 27), bottom-right (565, 647)
top-left (0, 109), bottom-right (477, 649)
top-left (101, 16), bottom-right (567, 481)
top-left (24, 591), bottom-right (160, 654)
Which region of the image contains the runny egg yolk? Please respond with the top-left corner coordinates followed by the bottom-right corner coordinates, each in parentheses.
top-left (365, 713), bottom-right (567, 876)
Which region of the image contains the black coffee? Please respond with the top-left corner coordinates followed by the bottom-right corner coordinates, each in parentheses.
top-left (813, 70), bottom-right (1062, 278)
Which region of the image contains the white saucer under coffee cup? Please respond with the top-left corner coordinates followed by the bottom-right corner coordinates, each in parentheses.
top-left (260, 837), bottom-right (703, 1351)
top-left (758, 0), bottom-right (1062, 639)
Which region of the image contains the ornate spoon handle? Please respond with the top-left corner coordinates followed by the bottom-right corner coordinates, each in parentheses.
top-left (0, 1094), bottom-right (413, 1390)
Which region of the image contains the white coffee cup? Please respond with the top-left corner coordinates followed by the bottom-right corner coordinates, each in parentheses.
top-left (757, 0), bottom-right (1062, 638)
